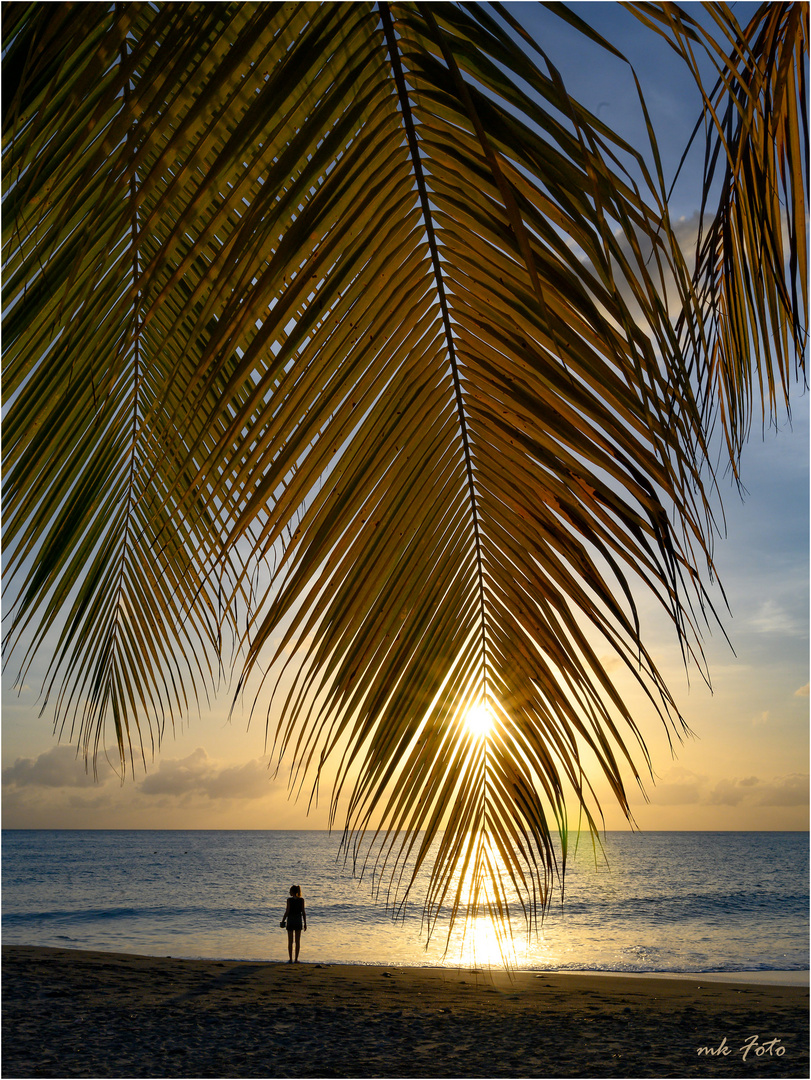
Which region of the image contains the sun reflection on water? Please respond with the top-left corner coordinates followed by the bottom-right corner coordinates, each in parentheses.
top-left (433, 830), bottom-right (529, 968)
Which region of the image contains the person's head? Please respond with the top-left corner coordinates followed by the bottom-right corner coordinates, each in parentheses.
top-left (289, 885), bottom-right (300, 896)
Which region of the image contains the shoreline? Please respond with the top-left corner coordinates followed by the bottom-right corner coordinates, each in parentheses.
top-left (5, 940), bottom-right (805, 985)
top-left (3, 945), bottom-right (809, 1078)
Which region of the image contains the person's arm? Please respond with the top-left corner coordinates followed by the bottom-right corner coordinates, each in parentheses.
top-left (302, 900), bottom-right (307, 931)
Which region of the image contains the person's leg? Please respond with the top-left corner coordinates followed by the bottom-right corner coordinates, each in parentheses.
top-left (294, 929), bottom-right (301, 962)
top-left (287, 928), bottom-right (294, 961)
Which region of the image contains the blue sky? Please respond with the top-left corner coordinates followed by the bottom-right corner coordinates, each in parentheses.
top-left (2, 2), bottom-right (807, 831)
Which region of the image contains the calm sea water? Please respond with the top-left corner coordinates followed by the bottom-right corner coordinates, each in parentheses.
top-left (2, 830), bottom-right (807, 972)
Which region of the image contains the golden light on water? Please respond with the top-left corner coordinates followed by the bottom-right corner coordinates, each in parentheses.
top-left (454, 913), bottom-right (513, 967)
top-left (463, 702), bottom-right (493, 740)
top-left (444, 830), bottom-right (519, 968)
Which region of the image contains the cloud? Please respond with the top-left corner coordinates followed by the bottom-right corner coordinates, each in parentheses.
top-left (138, 747), bottom-right (272, 800)
top-left (647, 768), bottom-right (808, 809)
top-left (603, 212), bottom-right (702, 322)
top-left (752, 774), bottom-right (809, 808)
top-left (647, 767), bottom-right (707, 805)
top-left (707, 778), bottom-right (751, 806)
top-left (707, 774), bottom-right (808, 808)
top-left (794, 683), bottom-right (809, 697)
top-left (748, 599), bottom-right (804, 636)
top-left (2, 745), bottom-right (114, 788)
top-left (598, 654), bottom-right (624, 674)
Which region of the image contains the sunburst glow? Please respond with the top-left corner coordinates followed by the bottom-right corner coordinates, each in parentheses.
top-left (464, 702), bottom-right (493, 740)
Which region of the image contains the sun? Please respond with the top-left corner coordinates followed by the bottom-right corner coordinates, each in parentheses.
top-left (464, 702), bottom-right (493, 740)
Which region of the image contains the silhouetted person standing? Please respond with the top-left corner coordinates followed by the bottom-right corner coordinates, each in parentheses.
top-left (281, 885), bottom-right (306, 962)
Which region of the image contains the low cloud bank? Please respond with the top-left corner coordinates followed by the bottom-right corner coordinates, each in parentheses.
top-left (648, 767), bottom-right (808, 808)
top-left (3, 745), bottom-right (271, 801)
top-left (2, 745), bottom-right (114, 788)
top-left (138, 748), bottom-right (271, 800)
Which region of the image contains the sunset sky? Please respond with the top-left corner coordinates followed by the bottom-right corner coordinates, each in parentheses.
top-left (2, 2), bottom-right (808, 832)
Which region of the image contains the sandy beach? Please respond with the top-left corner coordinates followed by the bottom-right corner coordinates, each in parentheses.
top-left (2, 946), bottom-right (808, 1079)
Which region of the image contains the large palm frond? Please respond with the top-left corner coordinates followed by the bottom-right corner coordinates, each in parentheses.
top-left (2, 2), bottom-right (806, 944)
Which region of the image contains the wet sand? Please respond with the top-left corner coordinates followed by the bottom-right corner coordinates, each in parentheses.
top-left (2, 945), bottom-right (808, 1078)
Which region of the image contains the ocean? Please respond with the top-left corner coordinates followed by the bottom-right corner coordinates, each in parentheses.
top-left (2, 830), bottom-right (807, 973)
